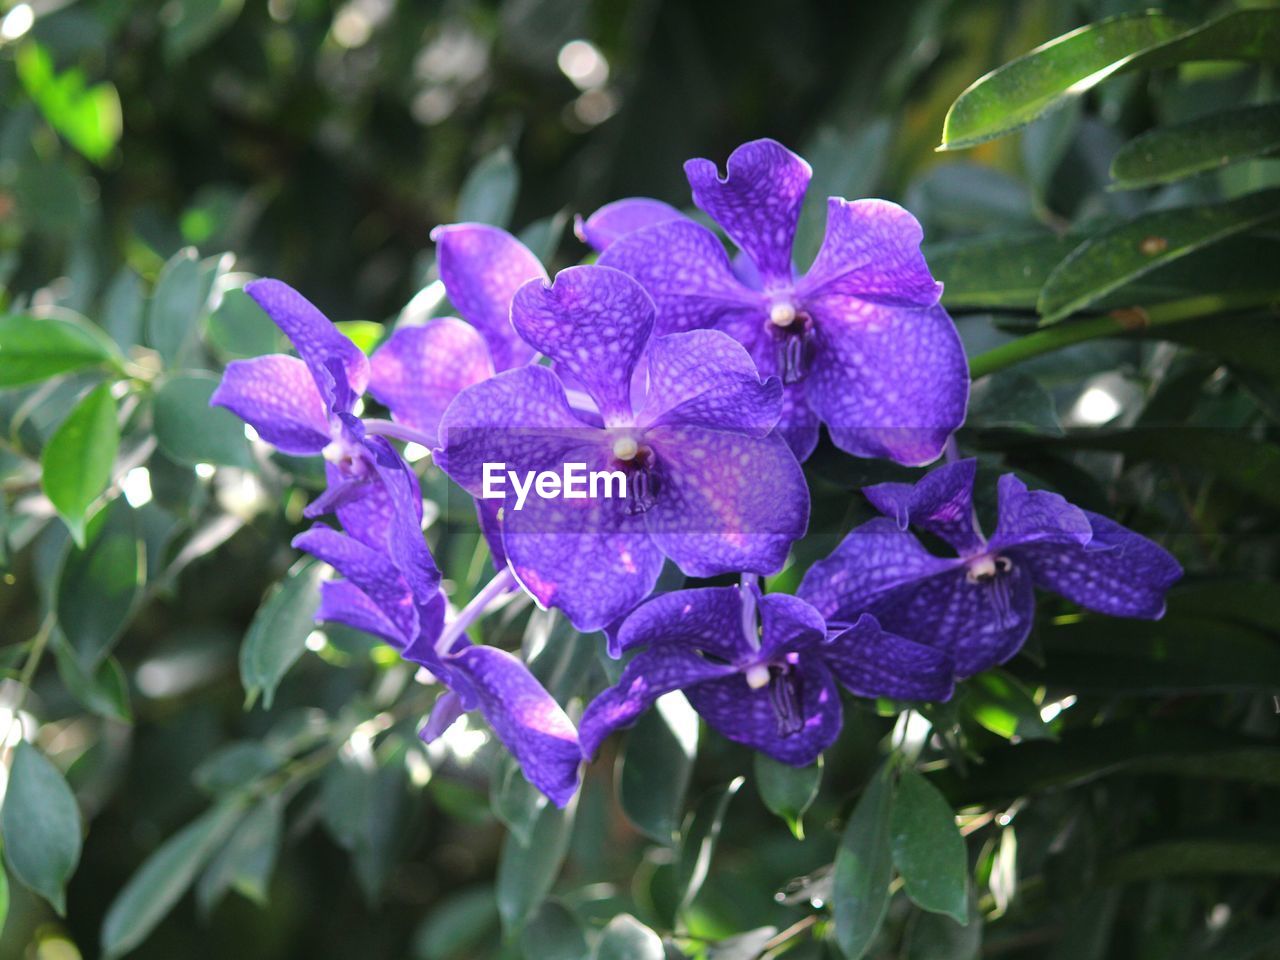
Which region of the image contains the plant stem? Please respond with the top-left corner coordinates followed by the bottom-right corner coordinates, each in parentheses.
top-left (3, 613), bottom-right (55, 748)
top-left (435, 567), bottom-right (518, 656)
top-left (362, 418), bottom-right (437, 450)
top-left (966, 293), bottom-right (1278, 380)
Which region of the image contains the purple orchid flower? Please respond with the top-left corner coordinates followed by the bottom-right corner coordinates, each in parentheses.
top-left (579, 584), bottom-right (954, 767)
top-left (590, 138), bottom-right (969, 465)
top-left (368, 224), bottom-right (546, 568)
top-left (293, 438), bottom-right (581, 807)
top-left (435, 264), bottom-right (810, 633)
top-left (210, 279), bottom-right (399, 546)
top-left (798, 459), bottom-right (1184, 680)
top-left (368, 223), bottom-right (545, 440)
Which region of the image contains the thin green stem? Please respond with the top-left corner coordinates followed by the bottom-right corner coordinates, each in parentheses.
top-left (967, 293), bottom-right (1279, 380)
top-left (4, 613), bottom-right (55, 749)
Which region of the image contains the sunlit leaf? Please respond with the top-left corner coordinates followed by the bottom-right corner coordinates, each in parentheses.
top-left (0, 314), bottom-right (120, 387)
top-left (964, 670), bottom-right (1054, 741)
top-left (940, 9), bottom-right (1280, 150)
top-left (15, 42), bottom-right (122, 164)
top-left (1037, 189), bottom-right (1280, 323)
top-left (41, 381), bottom-right (119, 546)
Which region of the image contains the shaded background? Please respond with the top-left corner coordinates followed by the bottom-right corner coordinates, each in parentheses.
top-left (2, 0), bottom-right (1279, 958)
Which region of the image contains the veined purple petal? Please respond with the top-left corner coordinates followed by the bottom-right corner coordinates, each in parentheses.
top-left (597, 219), bottom-right (762, 335)
top-left (292, 525), bottom-right (419, 643)
top-left (244, 279), bottom-right (370, 404)
top-left (806, 300), bottom-right (968, 465)
top-left (685, 138), bottom-right (811, 286)
top-left (645, 426), bottom-right (808, 578)
top-left (796, 199), bottom-right (942, 307)
top-left (822, 613), bottom-right (955, 701)
top-left (987, 473), bottom-right (1093, 554)
top-left (369, 319), bottom-right (494, 440)
top-left (368, 439), bottom-right (440, 603)
top-left (448, 644), bottom-right (581, 807)
top-left (686, 657), bottom-right (841, 766)
top-left (579, 646), bottom-right (735, 760)
top-left (475, 498), bottom-right (508, 569)
top-left (436, 365), bottom-right (596, 495)
top-left (1013, 510), bottom-right (1181, 619)
top-left (797, 517), bottom-right (961, 623)
top-left (869, 563), bottom-right (1036, 679)
top-left (432, 223), bottom-right (542, 371)
top-left (758, 592), bottom-right (828, 659)
top-left (638, 329), bottom-right (781, 437)
top-left (613, 586), bottom-right (751, 661)
top-left (575, 198), bottom-right (689, 252)
top-left (210, 354), bottom-right (330, 455)
top-left (863, 459), bottom-right (984, 555)
top-left (317, 579), bottom-right (404, 645)
top-left (503, 485), bottom-right (664, 633)
top-left (511, 266), bottom-right (654, 425)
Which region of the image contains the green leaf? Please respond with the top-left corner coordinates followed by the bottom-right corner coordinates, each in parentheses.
top-left (334, 320), bottom-right (384, 355)
top-left (491, 753), bottom-right (548, 847)
top-left (517, 210), bottom-right (569, 265)
top-left (53, 639), bottom-right (132, 722)
top-left (794, 120), bottom-right (893, 268)
top-left (148, 248), bottom-right (217, 366)
top-left (56, 498), bottom-right (143, 668)
top-left (0, 314), bottom-right (120, 387)
top-left (495, 794), bottom-right (575, 930)
top-left (411, 887), bottom-right (498, 960)
top-left (1051, 428), bottom-right (1280, 510)
top-left (677, 777), bottom-right (743, 911)
top-left (593, 914), bottom-right (664, 960)
top-left (964, 670), bottom-right (1054, 741)
top-left (1037, 189), bottom-right (1280, 323)
top-left (928, 233), bottom-right (1077, 310)
top-left (206, 288), bottom-right (283, 360)
top-left (455, 147), bottom-right (519, 227)
top-left (754, 753), bottom-right (822, 839)
top-left (193, 742), bottom-right (281, 794)
top-left (15, 42), bottom-right (122, 164)
top-left (966, 370), bottom-right (1063, 435)
top-left (833, 764), bottom-right (895, 960)
top-left (0, 742), bottom-right (83, 915)
top-left (618, 693), bottom-right (699, 844)
top-left (890, 768), bottom-right (968, 924)
top-left (153, 373), bottom-right (253, 467)
top-left (239, 558), bottom-right (328, 709)
top-left (1111, 103), bottom-right (1280, 189)
top-left (165, 0), bottom-right (245, 61)
top-left (196, 794), bottom-right (283, 913)
top-left (101, 799), bottom-right (245, 959)
top-left (0, 854), bottom-right (8, 941)
top-left (41, 381), bottom-right (119, 546)
top-left (940, 9), bottom-right (1280, 150)
top-left (102, 269), bottom-right (146, 351)
top-left (907, 899), bottom-right (982, 960)
top-left (520, 900), bottom-right (588, 960)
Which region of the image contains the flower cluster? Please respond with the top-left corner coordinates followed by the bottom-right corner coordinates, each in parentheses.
top-left (212, 138), bottom-right (1182, 806)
